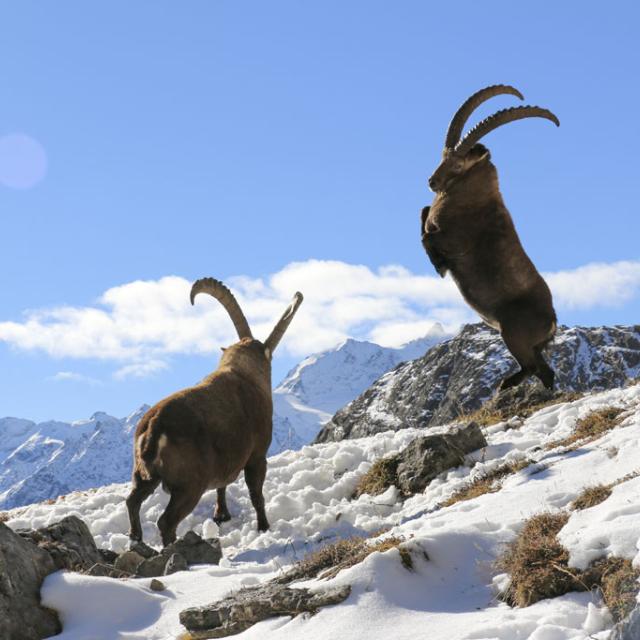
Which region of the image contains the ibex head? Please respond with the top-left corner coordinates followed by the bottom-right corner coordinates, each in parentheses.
top-left (190, 277), bottom-right (303, 363)
top-left (428, 84), bottom-right (559, 193)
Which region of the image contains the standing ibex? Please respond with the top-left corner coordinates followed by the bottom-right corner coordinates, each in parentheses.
top-left (126, 278), bottom-right (303, 546)
top-left (421, 84), bottom-right (559, 390)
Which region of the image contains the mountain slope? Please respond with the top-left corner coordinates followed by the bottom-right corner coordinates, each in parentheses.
top-left (316, 323), bottom-right (640, 442)
top-left (0, 330), bottom-right (447, 510)
top-left (5, 383), bottom-right (640, 639)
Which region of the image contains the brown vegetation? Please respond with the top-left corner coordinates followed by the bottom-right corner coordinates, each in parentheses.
top-left (443, 459), bottom-right (532, 507)
top-left (283, 533), bottom-right (412, 582)
top-left (547, 406), bottom-right (625, 450)
top-left (353, 455), bottom-right (400, 498)
top-left (570, 485), bottom-right (612, 511)
top-left (497, 512), bottom-right (640, 621)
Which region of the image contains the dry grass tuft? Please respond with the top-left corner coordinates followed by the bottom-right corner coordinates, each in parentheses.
top-left (497, 512), bottom-right (640, 620)
top-left (461, 392), bottom-right (582, 428)
top-left (353, 455), bottom-right (400, 498)
top-left (547, 406), bottom-right (625, 450)
top-left (594, 557), bottom-right (640, 621)
top-left (284, 533), bottom-right (412, 582)
top-left (570, 485), bottom-right (612, 511)
top-left (0, 511), bottom-right (9, 524)
top-left (496, 512), bottom-right (580, 607)
top-left (443, 459), bottom-right (532, 507)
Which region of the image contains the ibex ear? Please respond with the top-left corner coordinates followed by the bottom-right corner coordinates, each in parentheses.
top-left (220, 347), bottom-right (227, 352)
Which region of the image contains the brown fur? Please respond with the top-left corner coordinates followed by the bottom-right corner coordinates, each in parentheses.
top-left (126, 295), bottom-right (301, 546)
top-left (422, 144), bottom-right (556, 390)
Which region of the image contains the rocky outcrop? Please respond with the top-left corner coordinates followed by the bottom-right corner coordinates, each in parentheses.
top-left (0, 522), bottom-right (61, 640)
top-left (316, 323), bottom-right (640, 442)
top-left (395, 422), bottom-right (487, 495)
top-left (180, 583), bottom-right (351, 638)
top-left (17, 515), bottom-right (101, 571)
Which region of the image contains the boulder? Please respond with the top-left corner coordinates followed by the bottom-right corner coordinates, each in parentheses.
top-left (0, 522), bottom-right (61, 640)
top-left (164, 552), bottom-right (188, 575)
top-left (114, 550), bottom-right (145, 575)
top-left (395, 422), bottom-right (487, 495)
top-left (163, 531), bottom-right (222, 566)
top-left (18, 515), bottom-right (101, 571)
top-left (180, 583), bottom-right (351, 638)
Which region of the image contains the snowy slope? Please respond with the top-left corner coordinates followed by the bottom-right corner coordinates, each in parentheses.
top-left (5, 383), bottom-right (640, 639)
top-left (0, 330), bottom-right (447, 510)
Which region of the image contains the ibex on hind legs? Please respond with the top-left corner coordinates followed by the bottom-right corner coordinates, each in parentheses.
top-left (126, 278), bottom-right (303, 546)
top-left (421, 84), bottom-right (559, 390)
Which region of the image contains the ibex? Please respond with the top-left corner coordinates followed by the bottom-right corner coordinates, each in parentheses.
top-left (126, 278), bottom-right (303, 546)
top-left (421, 84), bottom-right (559, 390)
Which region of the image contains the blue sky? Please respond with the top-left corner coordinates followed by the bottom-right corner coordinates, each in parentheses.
top-left (1, 2), bottom-right (639, 422)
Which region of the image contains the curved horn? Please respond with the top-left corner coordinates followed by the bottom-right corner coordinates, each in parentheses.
top-left (455, 105), bottom-right (560, 156)
top-left (190, 277), bottom-right (253, 340)
top-left (444, 84), bottom-right (524, 150)
top-left (264, 292), bottom-right (303, 354)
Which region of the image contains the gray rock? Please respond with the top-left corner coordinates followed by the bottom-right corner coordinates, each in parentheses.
top-left (164, 552), bottom-right (188, 575)
top-left (114, 550), bottom-right (145, 575)
top-left (86, 562), bottom-right (132, 579)
top-left (610, 605), bottom-right (640, 640)
top-left (0, 522), bottom-right (61, 640)
top-left (136, 554), bottom-right (169, 578)
top-left (395, 422), bottom-right (487, 495)
top-left (129, 540), bottom-right (159, 559)
top-left (98, 548), bottom-right (119, 565)
top-left (149, 578), bottom-right (166, 592)
top-left (17, 514), bottom-right (101, 571)
top-left (316, 323), bottom-right (640, 443)
top-left (163, 531), bottom-right (222, 566)
top-left (180, 583), bottom-right (351, 638)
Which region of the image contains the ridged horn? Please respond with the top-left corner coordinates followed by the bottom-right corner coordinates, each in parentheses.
top-left (455, 106), bottom-right (560, 156)
top-left (264, 292), bottom-right (304, 354)
top-left (444, 84), bottom-right (524, 150)
top-left (190, 277), bottom-right (253, 340)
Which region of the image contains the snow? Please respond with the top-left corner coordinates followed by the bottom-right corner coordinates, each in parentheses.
top-left (4, 383), bottom-right (640, 639)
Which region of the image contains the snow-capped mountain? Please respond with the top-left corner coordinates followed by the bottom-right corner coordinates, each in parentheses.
top-left (270, 325), bottom-right (449, 451)
top-left (316, 323), bottom-right (640, 443)
top-left (0, 329), bottom-right (448, 510)
top-left (0, 407), bottom-right (148, 510)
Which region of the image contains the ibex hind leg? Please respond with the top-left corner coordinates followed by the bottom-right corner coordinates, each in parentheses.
top-left (499, 327), bottom-right (537, 391)
top-left (126, 472), bottom-right (161, 543)
top-left (244, 458), bottom-right (269, 532)
top-left (213, 487), bottom-right (232, 524)
top-left (157, 485), bottom-right (203, 547)
top-left (533, 344), bottom-right (555, 390)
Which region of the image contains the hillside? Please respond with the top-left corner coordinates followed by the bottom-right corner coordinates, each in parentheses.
top-left (316, 323), bottom-right (640, 442)
top-left (4, 383), bottom-right (640, 639)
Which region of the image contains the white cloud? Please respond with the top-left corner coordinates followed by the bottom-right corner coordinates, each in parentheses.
top-left (113, 360), bottom-right (169, 381)
top-left (50, 371), bottom-right (101, 385)
top-left (544, 261), bottom-right (640, 309)
top-left (2, 259), bottom-right (639, 378)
